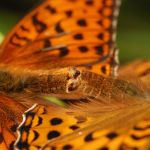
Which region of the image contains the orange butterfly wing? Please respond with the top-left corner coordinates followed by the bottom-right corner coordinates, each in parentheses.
top-left (0, 0), bottom-right (121, 76)
top-left (14, 95), bottom-right (150, 150)
top-left (0, 94), bottom-right (26, 150)
top-left (42, 104), bottom-right (150, 150)
top-left (120, 60), bottom-right (150, 84)
top-left (14, 103), bottom-right (94, 149)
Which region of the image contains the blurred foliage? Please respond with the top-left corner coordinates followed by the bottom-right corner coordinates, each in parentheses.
top-left (0, 0), bottom-right (150, 64)
top-left (0, 0), bottom-right (42, 10)
top-left (118, 0), bottom-right (150, 63)
top-left (42, 96), bottom-right (66, 107)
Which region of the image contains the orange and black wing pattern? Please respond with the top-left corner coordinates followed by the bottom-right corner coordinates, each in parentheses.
top-left (0, 94), bottom-right (26, 150)
top-left (14, 95), bottom-right (150, 150)
top-left (0, 0), bottom-right (121, 76)
top-left (14, 103), bottom-right (95, 149)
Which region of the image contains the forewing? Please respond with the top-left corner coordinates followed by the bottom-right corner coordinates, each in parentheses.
top-left (0, 0), bottom-right (121, 76)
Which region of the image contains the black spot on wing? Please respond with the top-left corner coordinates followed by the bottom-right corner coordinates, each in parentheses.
top-left (55, 23), bottom-right (64, 33)
top-left (59, 47), bottom-right (69, 57)
top-left (45, 5), bottom-right (57, 14)
top-left (32, 13), bottom-right (47, 33)
top-left (86, 0), bottom-right (94, 5)
top-left (69, 125), bottom-right (79, 130)
top-left (106, 132), bottom-right (118, 139)
top-left (78, 46), bottom-right (88, 52)
top-left (77, 19), bottom-right (87, 27)
top-left (101, 66), bottom-right (107, 74)
top-left (84, 132), bottom-right (94, 142)
top-left (97, 33), bottom-right (104, 39)
top-left (73, 34), bottom-right (84, 40)
top-left (65, 10), bottom-right (73, 17)
top-left (43, 39), bottom-right (51, 48)
top-left (47, 130), bottom-right (60, 140)
top-left (97, 20), bottom-right (102, 26)
top-left (95, 46), bottom-right (103, 55)
top-left (50, 118), bottom-right (63, 125)
top-left (62, 144), bottom-right (73, 150)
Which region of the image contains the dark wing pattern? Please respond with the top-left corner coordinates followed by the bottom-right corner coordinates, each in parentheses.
top-left (0, 0), bottom-right (121, 76)
top-left (15, 94), bottom-right (150, 150)
top-left (0, 94), bottom-right (26, 150)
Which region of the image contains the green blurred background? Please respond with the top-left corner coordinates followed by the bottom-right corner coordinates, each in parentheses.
top-left (0, 0), bottom-right (150, 64)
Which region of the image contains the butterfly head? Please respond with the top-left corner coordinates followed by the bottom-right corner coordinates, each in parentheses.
top-left (66, 67), bottom-right (81, 93)
top-left (45, 67), bottom-right (82, 97)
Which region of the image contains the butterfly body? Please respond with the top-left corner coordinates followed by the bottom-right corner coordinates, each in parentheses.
top-left (0, 64), bottom-right (144, 102)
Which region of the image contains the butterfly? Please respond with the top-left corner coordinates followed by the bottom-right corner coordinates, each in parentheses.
top-left (0, 0), bottom-right (150, 149)
top-left (13, 60), bottom-right (150, 150)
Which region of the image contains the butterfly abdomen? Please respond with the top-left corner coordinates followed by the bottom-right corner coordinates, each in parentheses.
top-left (78, 70), bottom-right (144, 99)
